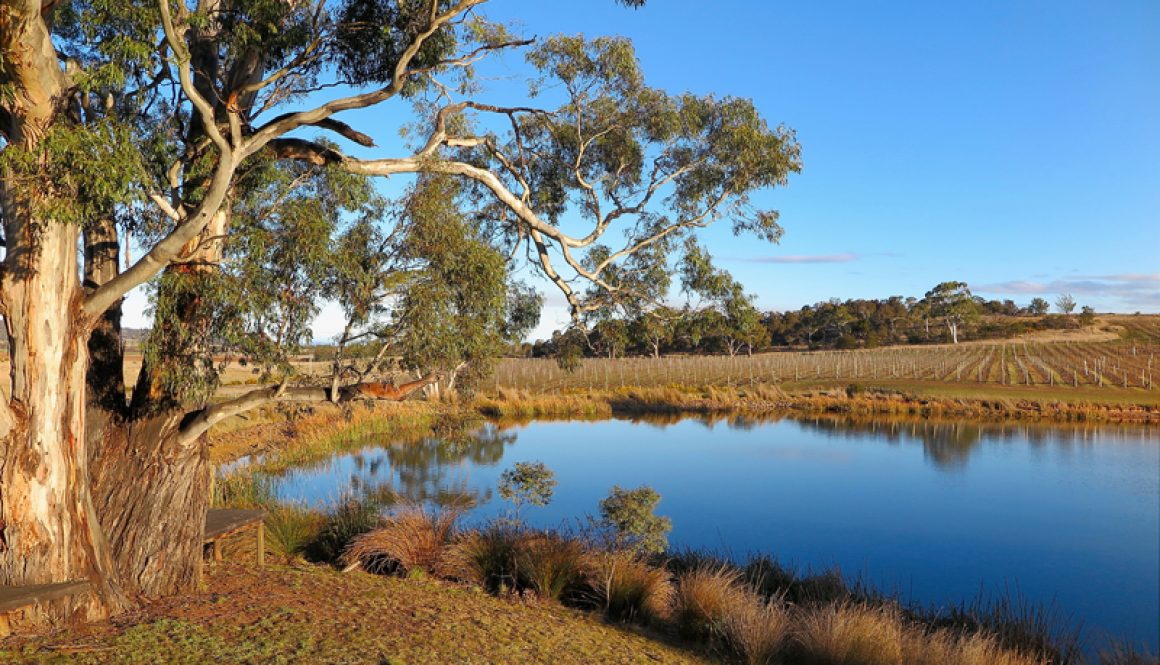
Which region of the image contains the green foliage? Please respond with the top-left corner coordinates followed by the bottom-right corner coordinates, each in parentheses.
top-left (390, 175), bottom-right (519, 391)
top-left (497, 461), bottom-right (557, 516)
top-left (53, 1), bottom-right (159, 92)
top-left (141, 269), bottom-right (245, 410)
top-left (597, 485), bottom-right (672, 556)
top-left (334, 0), bottom-right (460, 87)
top-left (924, 281), bottom-right (980, 343)
top-left (1029, 298), bottom-right (1051, 316)
top-left (0, 119), bottom-right (145, 227)
top-left (1079, 305), bottom-right (1096, 325)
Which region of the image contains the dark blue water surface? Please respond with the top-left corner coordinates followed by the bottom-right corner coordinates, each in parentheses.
top-left (256, 416), bottom-right (1159, 652)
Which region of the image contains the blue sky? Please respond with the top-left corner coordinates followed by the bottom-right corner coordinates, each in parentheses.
top-left (123, 0), bottom-right (1159, 339)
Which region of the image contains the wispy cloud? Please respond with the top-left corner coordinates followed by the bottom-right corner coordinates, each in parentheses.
top-left (976, 273), bottom-right (1160, 309)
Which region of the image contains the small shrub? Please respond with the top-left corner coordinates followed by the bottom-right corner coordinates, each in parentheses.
top-left (674, 564), bottom-right (746, 639)
top-left (597, 485), bottom-right (672, 556)
top-left (515, 531), bottom-right (586, 601)
top-left (307, 498), bottom-right (380, 564)
top-left (498, 461), bottom-right (556, 523)
top-left (583, 550), bottom-right (674, 624)
top-left (790, 601), bottom-right (902, 665)
top-left (341, 505), bottom-right (461, 576)
top-left (263, 504), bottom-right (323, 562)
top-left (722, 591), bottom-right (791, 665)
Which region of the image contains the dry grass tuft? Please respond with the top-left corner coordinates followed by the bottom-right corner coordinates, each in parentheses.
top-left (263, 503), bottom-right (324, 562)
top-left (791, 601), bottom-right (903, 665)
top-left (443, 524), bottom-right (523, 592)
top-left (901, 626), bottom-right (1046, 665)
top-left (583, 551), bottom-right (674, 624)
top-left (674, 564), bottom-right (747, 639)
top-left (1098, 644), bottom-right (1160, 665)
top-left (341, 505), bottom-right (461, 576)
top-left (721, 591), bottom-right (791, 665)
top-left (516, 532), bottom-right (587, 601)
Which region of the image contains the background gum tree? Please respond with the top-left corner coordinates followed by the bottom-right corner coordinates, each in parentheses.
top-left (923, 281), bottom-right (979, 344)
top-left (1055, 293), bottom-right (1077, 315)
top-left (0, 0), bottom-right (799, 628)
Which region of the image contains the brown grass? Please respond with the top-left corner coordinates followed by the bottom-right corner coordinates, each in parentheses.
top-left (208, 400), bottom-right (453, 467)
top-left (790, 601), bottom-right (903, 665)
top-left (901, 626), bottom-right (1046, 665)
top-left (674, 564), bottom-right (748, 639)
top-left (340, 505), bottom-right (461, 576)
top-left (721, 591), bottom-right (791, 665)
top-left (515, 532), bottom-right (587, 601)
top-left (442, 524), bottom-right (523, 592)
top-left (583, 550), bottom-right (675, 624)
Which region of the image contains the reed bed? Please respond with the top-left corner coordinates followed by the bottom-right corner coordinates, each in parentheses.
top-left (473, 384), bottom-right (1159, 423)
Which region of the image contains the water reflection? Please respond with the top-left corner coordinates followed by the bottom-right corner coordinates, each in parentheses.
top-left (294, 412), bottom-right (1157, 504)
top-left (788, 416), bottom-right (1154, 470)
top-left (278, 425), bottom-right (518, 509)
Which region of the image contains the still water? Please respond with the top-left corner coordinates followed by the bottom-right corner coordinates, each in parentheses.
top-left (256, 415), bottom-right (1160, 651)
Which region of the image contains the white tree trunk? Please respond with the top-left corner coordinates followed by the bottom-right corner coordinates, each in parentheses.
top-left (0, 220), bottom-right (129, 627)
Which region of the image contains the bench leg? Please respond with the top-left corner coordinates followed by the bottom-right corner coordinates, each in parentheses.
top-left (211, 539), bottom-right (222, 562)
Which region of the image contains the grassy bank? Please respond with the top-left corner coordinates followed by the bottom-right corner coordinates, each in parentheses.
top-left (0, 563), bottom-right (712, 664)
top-left (474, 384), bottom-right (1160, 424)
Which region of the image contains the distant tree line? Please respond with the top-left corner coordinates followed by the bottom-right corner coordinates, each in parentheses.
top-left (528, 283), bottom-right (1097, 359)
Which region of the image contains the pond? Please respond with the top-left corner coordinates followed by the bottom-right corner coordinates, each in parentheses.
top-left (251, 415), bottom-right (1160, 653)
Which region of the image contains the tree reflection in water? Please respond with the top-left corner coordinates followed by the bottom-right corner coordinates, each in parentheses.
top-left (340, 424), bottom-right (518, 509)
top-left (787, 416), bottom-right (1153, 470)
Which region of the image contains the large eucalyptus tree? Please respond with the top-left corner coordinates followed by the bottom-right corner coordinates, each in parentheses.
top-left (0, 0), bottom-right (800, 627)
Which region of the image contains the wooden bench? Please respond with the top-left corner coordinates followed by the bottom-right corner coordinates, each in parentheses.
top-left (0, 580), bottom-right (90, 637)
top-left (204, 508), bottom-right (266, 568)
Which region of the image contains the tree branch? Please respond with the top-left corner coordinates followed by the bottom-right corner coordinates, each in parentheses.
top-left (82, 0), bottom-right (242, 321)
top-left (242, 0), bottom-right (486, 159)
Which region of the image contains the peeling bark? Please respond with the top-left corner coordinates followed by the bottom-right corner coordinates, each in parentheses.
top-left (0, 219), bottom-right (130, 628)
